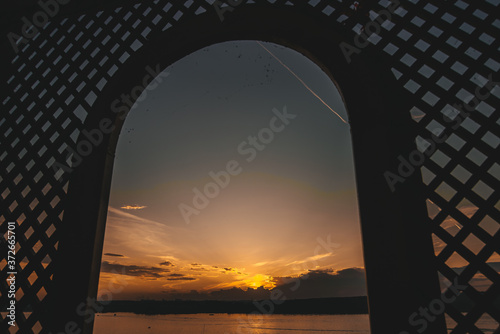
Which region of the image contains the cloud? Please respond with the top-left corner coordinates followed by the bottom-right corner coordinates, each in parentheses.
top-left (286, 252), bottom-right (334, 266)
top-left (159, 261), bottom-right (174, 266)
top-left (271, 267), bottom-right (367, 299)
top-left (191, 267), bottom-right (208, 271)
top-left (166, 273), bottom-right (197, 281)
top-left (104, 253), bottom-right (125, 257)
top-left (487, 262), bottom-right (500, 272)
top-left (101, 261), bottom-right (170, 278)
top-left (437, 263), bottom-right (500, 293)
top-left (168, 273), bottom-right (185, 277)
top-left (458, 204), bottom-right (478, 218)
top-left (253, 262), bottom-right (269, 267)
top-left (449, 262), bottom-right (500, 275)
top-left (104, 207), bottom-right (187, 261)
top-left (159, 267), bottom-right (367, 301)
top-left (120, 205), bottom-right (147, 210)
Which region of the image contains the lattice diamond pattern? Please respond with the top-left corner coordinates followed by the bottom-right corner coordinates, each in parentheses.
top-left (1, 0), bottom-right (499, 333)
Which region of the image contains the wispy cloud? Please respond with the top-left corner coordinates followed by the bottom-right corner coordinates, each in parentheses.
top-left (167, 274), bottom-right (197, 281)
top-left (104, 207), bottom-right (187, 260)
top-left (101, 261), bottom-right (170, 278)
top-left (253, 261), bottom-right (269, 267)
top-left (190, 267), bottom-right (208, 271)
top-left (253, 259), bottom-right (284, 267)
top-left (121, 205), bottom-right (147, 210)
top-left (286, 252), bottom-right (335, 266)
top-left (458, 204), bottom-right (478, 218)
top-left (104, 253), bottom-right (125, 257)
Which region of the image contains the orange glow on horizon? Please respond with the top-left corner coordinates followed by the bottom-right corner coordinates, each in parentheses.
top-left (243, 274), bottom-right (275, 289)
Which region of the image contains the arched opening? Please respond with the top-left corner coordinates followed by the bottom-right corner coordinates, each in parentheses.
top-left (47, 6), bottom-right (445, 333)
top-left (9, 0), bottom-right (499, 333)
top-left (93, 40), bottom-right (369, 333)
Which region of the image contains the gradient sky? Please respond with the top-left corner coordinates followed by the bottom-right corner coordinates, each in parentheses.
top-left (96, 40), bottom-right (365, 300)
top-left (96, 40), bottom-right (498, 301)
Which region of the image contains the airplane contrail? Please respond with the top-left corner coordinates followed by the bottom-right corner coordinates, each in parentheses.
top-left (256, 41), bottom-right (349, 125)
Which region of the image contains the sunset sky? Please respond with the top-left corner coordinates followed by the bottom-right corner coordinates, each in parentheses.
top-left (96, 40), bottom-right (499, 301)
top-left (96, 40), bottom-right (365, 301)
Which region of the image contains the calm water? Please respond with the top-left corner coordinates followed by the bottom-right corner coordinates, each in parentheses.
top-left (93, 313), bottom-right (499, 333)
top-left (93, 313), bottom-right (371, 333)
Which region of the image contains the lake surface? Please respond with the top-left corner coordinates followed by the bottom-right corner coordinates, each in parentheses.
top-left (93, 313), bottom-right (371, 333)
top-left (93, 313), bottom-right (499, 333)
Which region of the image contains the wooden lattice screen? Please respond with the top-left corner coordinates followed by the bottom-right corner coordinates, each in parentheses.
top-left (1, 0), bottom-right (499, 333)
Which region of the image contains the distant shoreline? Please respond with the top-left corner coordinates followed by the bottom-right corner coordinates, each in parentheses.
top-left (100, 296), bottom-right (369, 315)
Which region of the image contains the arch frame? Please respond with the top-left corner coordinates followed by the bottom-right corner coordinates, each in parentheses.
top-left (44, 4), bottom-right (447, 334)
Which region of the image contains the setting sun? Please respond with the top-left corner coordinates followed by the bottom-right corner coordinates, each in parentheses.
top-left (244, 274), bottom-right (275, 289)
